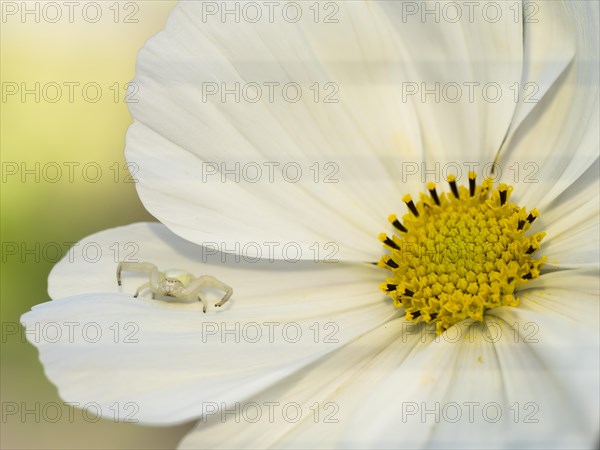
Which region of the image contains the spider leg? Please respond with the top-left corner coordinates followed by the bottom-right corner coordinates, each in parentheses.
top-left (214, 282), bottom-right (233, 308)
top-left (197, 294), bottom-right (208, 313)
top-left (133, 282), bottom-right (150, 298)
top-left (182, 275), bottom-right (233, 312)
top-left (117, 262), bottom-right (158, 286)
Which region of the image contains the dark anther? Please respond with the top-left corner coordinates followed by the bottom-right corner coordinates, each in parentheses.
top-left (384, 258), bottom-right (399, 269)
top-left (429, 313), bottom-right (438, 320)
top-left (383, 236), bottom-right (400, 250)
top-left (391, 218), bottom-right (408, 233)
top-left (522, 273), bottom-right (532, 280)
top-left (499, 190), bottom-right (507, 206)
top-left (449, 180), bottom-right (459, 199)
top-left (526, 213), bottom-right (537, 224)
top-left (469, 177), bottom-right (476, 197)
top-left (517, 220), bottom-right (526, 230)
top-left (411, 310), bottom-right (421, 318)
top-left (429, 188), bottom-right (440, 205)
top-left (406, 200), bottom-right (420, 217)
top-left (403, 289), bottom-right (414, 297)
top-left (526, 246), bottom-right (535, 255)
top-left (385, 284), bottom-right (398, 292)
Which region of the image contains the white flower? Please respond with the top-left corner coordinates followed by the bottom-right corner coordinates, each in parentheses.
top-left (22, 1), bottom-right (599, 448)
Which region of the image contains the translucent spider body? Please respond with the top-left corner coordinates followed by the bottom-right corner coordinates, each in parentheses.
top-left (117, 262), bottom-right (233, 313)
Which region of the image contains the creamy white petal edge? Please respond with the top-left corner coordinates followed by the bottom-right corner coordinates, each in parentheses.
top-left (540, 159), bottom-right (599, 269)
top-left (180, 268), bottom-right (599, 449)
top-left (126, 0), bottom-right (524, 262)
top-left (500, 1), bottom-right (599, 213)
top-left (22, 222), bottom-right (396, 424)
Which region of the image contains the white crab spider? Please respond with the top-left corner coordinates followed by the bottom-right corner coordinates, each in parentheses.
top-left (116, 262), bottom-right (233, 313)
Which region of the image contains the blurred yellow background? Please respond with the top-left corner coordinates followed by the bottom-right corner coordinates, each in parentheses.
top-left (0, 1), bottom-right (197, 448)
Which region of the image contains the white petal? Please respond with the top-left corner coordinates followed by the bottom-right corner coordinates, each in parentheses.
top-left (380, 0), bottom-right (524, 167)
top-left (516, 267), bottom-right (599, 329)
top-left (496, 267), bottom-right (600, 433)
top-left (24, 223), bottom-right (395, 425)
top-left (500, 1), bottom-right (599, 212)
top-left (520, 265), bottom-right (599, 290)
top-left (503, 0), bottom-right (576, 137)
top-left (539, 158), bottom-right (599, 268)
top-left (178, 317), bottom-right (421, 449)
top-left (127, 2), bottom-right (427, 262)
top-left (491, 301), bottom-right (599, 437)
top-left (542, 208), bottom-right (598, 269)
top-left (179, 269), bottom-right (600, 448)
top-left (274, 319), bottom-right (447, 449)
top-left (341, 316), bottom-right (598, 449)
top-left (127, 1), bottom-right (526, 260)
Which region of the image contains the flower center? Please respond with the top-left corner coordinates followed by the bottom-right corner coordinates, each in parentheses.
top-left (378, 172), bottom-right (546, 334)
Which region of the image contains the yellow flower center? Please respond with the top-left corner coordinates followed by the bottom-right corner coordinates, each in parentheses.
top-left (378, 172), bottom-right (546, 334)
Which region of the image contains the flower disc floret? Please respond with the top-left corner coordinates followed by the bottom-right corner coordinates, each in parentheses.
top-left (379, 172), bottom-right (546, 334)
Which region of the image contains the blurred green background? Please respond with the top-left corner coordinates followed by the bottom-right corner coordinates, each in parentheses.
top-left (0, 1), bottom-right (197, 448)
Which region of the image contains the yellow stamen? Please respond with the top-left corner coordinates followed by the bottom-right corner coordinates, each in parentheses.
top-left (379, 175), bottom-right (546, 334)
